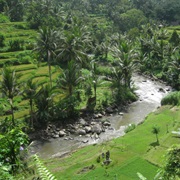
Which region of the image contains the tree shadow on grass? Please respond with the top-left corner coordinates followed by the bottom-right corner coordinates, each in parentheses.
top-left (149, 141), bottom-right (160, 147)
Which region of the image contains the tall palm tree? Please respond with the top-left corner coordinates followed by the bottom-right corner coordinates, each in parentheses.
top-left (83, 60), bottom-right (105, 110)
top-left (168, 50), bottom-right (180, 90)
top-left (1, 66), bottom-right (19, 126)
top-left (57, 60), bottom-right (83, 114)
top-left (108, 64), bottom-right (124, 98)
top-left (35, 27), bottom-right (58, 87)
top-left (112, 40), bottom-right (137, 88)
top-left (23, 78), bottom-right (38, 128)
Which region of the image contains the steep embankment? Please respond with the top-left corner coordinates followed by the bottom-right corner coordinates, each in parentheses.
top-left (42, 105), bottom-right (180, 180)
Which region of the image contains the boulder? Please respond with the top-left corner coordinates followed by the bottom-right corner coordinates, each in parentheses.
top-left (84, 126), bottom-right (92, 133)
top-left (59, 130), bottom-right (66, 137)
top-left (79, 118), bottom-right (87, 126)
top-left (94, 133), bottom-right (99, 139)
top-left (93, 114), bottom-right (99, 119)
top-left (165, 87), bottom-right (171, 91)
top-left (85, 134), bottom-right (91, 138)
top-left (97, 113), bottom-right (103, 118)
top-left (52, 134), bottom-right (59, 138)
top-left (82, 139), bottom-right (89, 143)
top-left (68, 129), bottom-right (76, 134)
top-left (77, 129), bottom-right (86, 135)
top-left (103, 121), bottom-right (111, 126)
top-left (92, 124), bottom-right (102, 134)
top-left (106, 107), bottom-right (114, 114)
top-left (91, 122), bottom-right (96, 125)
top-left (119, 112), bottom-right (124, 116)
top-left (158, 88), bottom-right (166, 93)
top-left (101, 111), bottom-right (106, 115)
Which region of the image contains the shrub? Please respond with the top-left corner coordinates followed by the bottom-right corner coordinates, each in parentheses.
top-left (161, 91), bottom-right (180, 106)
top-left (14, 23), bottom-right (27, 30)
top-left (8, 39), bottom-right (24, 51)
top-left (0, 33), bottom-right (5, 48)
top-left (0, 14), bottom-right (10, 23)
top-left (124, 123), bottom-right (136, 133)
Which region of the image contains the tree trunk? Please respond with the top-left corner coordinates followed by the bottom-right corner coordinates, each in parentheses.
top-left (48, 51), bottom-right (52, 88)
top-left (30, 99), bottom-right (33, 128)
top-left (156, 134), bottom-right (159, 143)
top-left (10, 98), bottom-right (15, 126)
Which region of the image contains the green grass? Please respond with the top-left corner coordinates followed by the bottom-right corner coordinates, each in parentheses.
top-left (161, 91), bottom-right (180, 106)
top-left (41, 105), bottom-right (180, 180)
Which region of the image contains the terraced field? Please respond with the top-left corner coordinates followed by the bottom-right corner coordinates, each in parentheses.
top-left (0, 22), bottom-right (61, 122)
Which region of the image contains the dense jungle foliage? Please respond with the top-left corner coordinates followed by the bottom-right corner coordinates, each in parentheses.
top-left (0, 0), bottom-right (180, 179)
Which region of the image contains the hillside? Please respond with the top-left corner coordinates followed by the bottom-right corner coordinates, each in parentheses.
top-left (39, 106), bottom-right (180, 179)
top-left (0, 0), bottom-right (180, 179)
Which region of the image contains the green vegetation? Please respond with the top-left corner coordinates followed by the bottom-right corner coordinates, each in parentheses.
top-left (0, 0), bottom-right (180, 179)
top-left (161, 91), bottom-right (180, 106)
top-left (40, 106), bottom-right (179, 180)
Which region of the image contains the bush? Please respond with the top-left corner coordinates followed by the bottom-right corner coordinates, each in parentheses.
top-left (124, 123), bottom-right (136, 133)
top-left (0, 14), bottom-right (10, 23)
top-left (0, 33), bottom-right (5, 48)
top-left (8, 39), bottom-right (24, 51)
top-left (161, 91), bottom-right (180, 106)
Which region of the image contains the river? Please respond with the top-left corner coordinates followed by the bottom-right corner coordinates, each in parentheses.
top-left (29, 74), bottom-right (171, 159)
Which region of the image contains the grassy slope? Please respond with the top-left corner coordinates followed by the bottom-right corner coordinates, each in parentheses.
top-left (42, 106), bottom-right (180, 180)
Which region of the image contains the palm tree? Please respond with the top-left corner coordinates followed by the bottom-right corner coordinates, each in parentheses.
top-left (35, 27), bottom-right (58, 87)
top-left (1, 66), bottom-right (19, 126)
top-left (84, 60), bottom-right (105, 110)
top-left (112, 40), bottom-right (137, 88)
top-left (57, 60), bottom-right (83, 115)
top-left (34, 84), bottom-right (54, 126)
top-left (57, 60), bottom-right (83, 97)
top-left (108, 64), bottom-right (124, 101)
top-left (57, 23), bottom-right (91, 67)
top-left (152, 125), bottom-right (160, 144)
top-left (168, 50), bottom-right (180, 90)
top-left (23, 78), bottom-right (38, 128)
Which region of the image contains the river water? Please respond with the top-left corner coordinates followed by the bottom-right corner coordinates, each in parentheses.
top-left (30, 74), bottom-right (171, 159)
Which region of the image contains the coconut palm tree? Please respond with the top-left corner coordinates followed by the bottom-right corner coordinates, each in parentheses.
top-left (83, 60), bottom-right (105, 110)
top-left (112, 40), bottom-right (137, 88)
top-left (57, 60), bottom-right (84, 115)
top-left (23, 78), bottom-right (38, 128)
top-left (108, 64), bottom-right (124, 101)
top-left (168, 50), bottom-right (180, 90)
top-left (57, 60), bottom-right (83, 97)
top-left (34, 84), bottom-right (54, 126)
top-left (1, 66), bottom-right (20, 126)
top-left (57, 22), bottom-right (91, 67)
top-left (35, 27), bottom-right (58, 87)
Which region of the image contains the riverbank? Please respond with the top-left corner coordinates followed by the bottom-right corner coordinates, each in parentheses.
top-left (42, 105), bottom-right (180, 180)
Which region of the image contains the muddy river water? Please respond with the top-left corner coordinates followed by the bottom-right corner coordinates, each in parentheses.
top-left (30, 74), bottom-right (171, 158)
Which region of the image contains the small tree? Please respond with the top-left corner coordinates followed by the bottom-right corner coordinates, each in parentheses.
top-left (34, 84), bottom-right (54, 126)
top-left (0, 33), bottom-right (5, 48)
top-left (0, 128), bottom-right (28, 173)
top-left (152, 125), bottom-right (160, 144)
top-left (1, 66), bottom-right (20, 126)
top-left (169, 30), bottom-right (180, 46)
top-left (23, 78), bottom-right (38, 128)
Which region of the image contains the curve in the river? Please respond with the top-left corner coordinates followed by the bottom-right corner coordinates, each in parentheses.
top-left (29, 74), bottom-right (171, 158)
